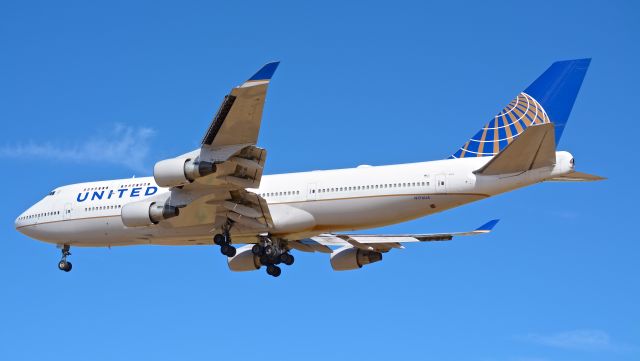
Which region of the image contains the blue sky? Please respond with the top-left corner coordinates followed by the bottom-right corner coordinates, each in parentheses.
top-left (1, 1), bottom-right (638, 360)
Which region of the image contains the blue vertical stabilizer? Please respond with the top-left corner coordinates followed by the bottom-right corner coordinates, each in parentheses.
top-left (450, 59), bottom-right (590, 159)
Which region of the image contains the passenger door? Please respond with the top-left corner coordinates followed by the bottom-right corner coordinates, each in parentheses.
top-left (435, 175), bottom-right (447, 193)
top-left (307, 183), bottom-right (317, 201)
top-left (63, 203), bottom-right (72, 220)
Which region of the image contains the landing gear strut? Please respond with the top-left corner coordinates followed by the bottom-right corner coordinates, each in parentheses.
top-left (253, 237), bottom-right (295, 277)
top-left (57, 245), bottom-right (72, 272)
top-left (214, 223), bottom-right (236, 258)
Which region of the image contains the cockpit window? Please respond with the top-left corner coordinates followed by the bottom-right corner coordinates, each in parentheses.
top-left (48, 191), bottom-right (56, 196)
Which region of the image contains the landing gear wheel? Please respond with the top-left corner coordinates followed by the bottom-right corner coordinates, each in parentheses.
top-left (266, 264), bottom-right (281, 277)
top-left (221, 244), bottom-right (237, 257)
top-left (213, 233), bottom-right (226, 245)
top-left (57, 245), bottom-right (72, 272)
top-left (226, 246), bottom-right (236, 257)
top-left (281, 253), bottom-right (294, 266)
top-left (251, 244), bottom-right (263, 255)
top-left (58, 260), bottom-right (72, 272)
top-left (272, 265), bottom-right (281, 277)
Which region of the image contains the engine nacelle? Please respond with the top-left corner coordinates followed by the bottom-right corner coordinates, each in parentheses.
top-left (227, 245), bottom-right (262, 272)
top-left (153, 157), bottom-right (217, 188)
top-left (330, 246), bottom-right (382, 271)
top-left (121, 201), bottom-right (180, 227)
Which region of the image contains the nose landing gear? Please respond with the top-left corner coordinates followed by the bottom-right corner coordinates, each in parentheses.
top-left (57, 245), bottom-right (72, 272)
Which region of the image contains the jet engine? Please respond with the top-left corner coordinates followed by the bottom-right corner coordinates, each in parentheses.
top-left (227, 245), bottom-right (262, 271)
top-left (121, 201), bottom-right (179, 227)
top-left (153, 157), bottom-right (217, 188)
top-left (330, 246), bottom-right (382, 271)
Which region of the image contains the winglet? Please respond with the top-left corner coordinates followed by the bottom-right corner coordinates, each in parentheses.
top-left (476, 219), bottom-right (500, 232)
top-left (248, 61), bottom-right (280, 81)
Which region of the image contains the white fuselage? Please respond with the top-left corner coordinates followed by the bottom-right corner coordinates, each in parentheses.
top-left (14, 152), bottom-right (575, 247)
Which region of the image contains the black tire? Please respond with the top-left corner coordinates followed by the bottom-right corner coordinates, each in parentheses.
top-left (266, 264), bottom-right (277, 276)
top-left (251, 244), bottom-right (262, 255)
top-left (58, 260), bottom-right (67, 271)
top-left (281, 253), bottom-right (294, 266)
top-left (271, 265), bottom-right (281, 277)
top-left (220, 244), bottom-right (230, 256)
top-left (221, 244), bottom-right (236, 257)
top-left (65, 262), bottom-right (73, 272)
top-left (213, 234), bottom-right (225, 245)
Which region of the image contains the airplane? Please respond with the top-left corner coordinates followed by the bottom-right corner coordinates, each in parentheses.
top-left (14, 59), bottom-right (604, 277)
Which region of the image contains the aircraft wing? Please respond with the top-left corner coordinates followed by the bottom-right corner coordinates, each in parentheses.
top-left (289, 219), bottom-right (500, 253)
top-left (182, 62), bottom-right (279, 190)
top-left (154, 63), bottom-right (279, 232)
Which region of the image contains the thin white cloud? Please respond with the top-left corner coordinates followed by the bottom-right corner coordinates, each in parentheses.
top-left (0, 124), bottom-right (155, 172)
top-left (521, 329), bottom-right (617, 351)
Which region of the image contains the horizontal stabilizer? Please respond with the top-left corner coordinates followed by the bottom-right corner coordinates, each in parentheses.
top-left (547, 171), bottom-right (606, 182)
top-left (475, 123), bottom-right (556, 175)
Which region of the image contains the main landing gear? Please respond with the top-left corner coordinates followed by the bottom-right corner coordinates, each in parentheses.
top-left (57, 245), bottom-right (72, 272)
top-left (214, 226), bottom-right (237, 257)
top-left (251, 237), bottom-right (295, 278)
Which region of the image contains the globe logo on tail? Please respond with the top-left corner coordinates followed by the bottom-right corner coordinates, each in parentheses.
top-left (451, 92), bottom-right (550, 158)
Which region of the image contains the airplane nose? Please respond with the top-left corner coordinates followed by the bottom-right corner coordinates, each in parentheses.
top-left (15, 210), bottom-right (27, 232)
top-left (14, 215), bottom-right (21, 231)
